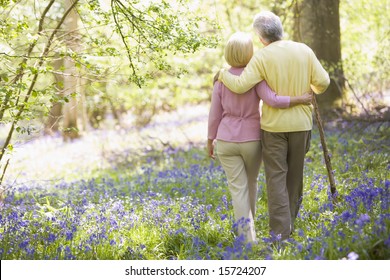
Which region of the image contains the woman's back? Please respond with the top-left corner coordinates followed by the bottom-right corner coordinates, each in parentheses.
top-left (209, 67), bottom-right (261, 142)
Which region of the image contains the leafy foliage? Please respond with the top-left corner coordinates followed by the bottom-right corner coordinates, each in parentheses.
top-left (0, 0), bottom-right (219, 180)
top-left (111, 0), bottom-right (218, 87)
top-left (340, 0), bottom-right (390, 111)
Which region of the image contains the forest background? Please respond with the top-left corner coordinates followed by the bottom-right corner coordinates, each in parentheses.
top-left (0, 0), bottom-right (389, 261)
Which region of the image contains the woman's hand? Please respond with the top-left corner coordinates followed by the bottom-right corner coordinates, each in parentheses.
top-left (207, 139), bottom-right (216, 159)
top-left (300, 92), bottom-right (313, 104)
top-left (289, 92), bottom-right (313, 106)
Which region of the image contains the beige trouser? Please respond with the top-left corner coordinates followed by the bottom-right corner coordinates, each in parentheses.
top-left (261, 130), bottom-right (311, 240)
top-left (216, 140), bottom-right (262, 242)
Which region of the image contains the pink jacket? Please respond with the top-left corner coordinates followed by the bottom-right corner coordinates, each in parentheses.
top-left (208, 67), bottom-right (290, 142)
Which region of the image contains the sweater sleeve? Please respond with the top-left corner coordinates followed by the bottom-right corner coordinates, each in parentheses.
top-left (208, 82), bottom-right (223, 140)
top-left (309, 49), bottom-right (330, 94)
top-left (218, 54), bottom-right (264, 94)
top-left (256, 81), bottom-right (290, 108)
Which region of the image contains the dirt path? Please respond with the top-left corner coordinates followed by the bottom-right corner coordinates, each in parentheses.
top-left (4, 104), bottom-right (210, 184)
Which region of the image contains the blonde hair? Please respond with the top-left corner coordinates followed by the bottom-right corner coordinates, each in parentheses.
top-left (224, 32), bottom-right (254, 67)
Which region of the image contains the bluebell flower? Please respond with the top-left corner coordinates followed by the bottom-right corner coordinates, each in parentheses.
top-left (384, 237), bottom-right (390, 248)
top-left (19, 220), bottom-right (28, 227)
top-left (19, 239), bottom-right (29, 249)
top-left (338, 230), bottom-right (346, 239)
top-left (64, 245), bottom-right (75, 260)
top-left (47, 233), bottom-right (57, 243)
top-left (175, 228), bottom-right (186, 235)
top-left (221, 195), bottom-right (229, 210)
top-left (84, 245), bottom-right (92, 253)
top-left (180, 204), bottom-right (188, 212)
top-left (26, 247), bottom-right (35, 257)
top-left (344, 162), bottom-right (350, 172)
top-left (269, 231), bottom-right (282, 242)
top-left (66, 231), bottom-right (73, 241)
top-left (192, 237), bottom-right (204, 247)
top-left (355, 213), bottom-right (370, 227)
top-left (341, 210), bottom-right (353, 222)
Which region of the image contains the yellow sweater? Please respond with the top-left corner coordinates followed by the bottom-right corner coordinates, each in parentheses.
top-left (219, 40), bottom-right (330, 132)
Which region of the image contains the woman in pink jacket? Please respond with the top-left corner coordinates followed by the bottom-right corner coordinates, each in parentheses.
top-left (207, 32), bottom-right (311, 243)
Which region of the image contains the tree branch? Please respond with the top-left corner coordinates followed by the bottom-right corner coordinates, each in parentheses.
top-left (111, 0), bottom-right (141, 87)
top-left (0, 0), bottom-right (80, 165)
top-left (0, 0), bottom-right (56, 121)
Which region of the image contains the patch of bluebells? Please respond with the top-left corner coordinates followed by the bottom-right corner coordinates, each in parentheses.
top-left (345, 181), bottom-right (384, 211)
top-left (1, 132), bottom-right (390, 260)
top-left (0, 146), bottom-right (236, 259)
top-left (218, 234), bottom-right (252, 260)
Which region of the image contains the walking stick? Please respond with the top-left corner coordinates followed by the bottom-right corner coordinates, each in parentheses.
top-left (312, 94), bottom-right (338, 204)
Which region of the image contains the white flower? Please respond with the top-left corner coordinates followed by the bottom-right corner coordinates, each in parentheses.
top-left (347, 251), bottom-right (359, 260)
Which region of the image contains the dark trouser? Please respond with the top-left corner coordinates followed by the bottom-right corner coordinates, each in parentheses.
top-left (261, 130), bottom-right (311, 240)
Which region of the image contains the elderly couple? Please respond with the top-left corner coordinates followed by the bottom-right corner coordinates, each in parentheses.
top-left (207, 11), bottom-right (330, 243)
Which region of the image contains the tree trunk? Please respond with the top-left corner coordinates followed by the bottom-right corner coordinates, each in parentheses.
top-left (45, 56), bottom-right (64, 135)
top-left (79, 78), bottom-right (89, 132)
top-left (62, 0), bottom-right (80, 141)
top-left (293, 0), bottom-right (344, 117)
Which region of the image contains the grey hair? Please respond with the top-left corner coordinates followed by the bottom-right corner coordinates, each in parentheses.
top-left (253, 11), bottom-right (283, 43)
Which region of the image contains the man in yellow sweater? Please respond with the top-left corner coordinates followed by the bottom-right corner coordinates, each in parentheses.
top-left (218, 11), bottom-right (330, 240)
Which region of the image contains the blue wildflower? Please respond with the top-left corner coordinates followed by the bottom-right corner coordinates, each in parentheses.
top-left (338, 230), bottom-right (346, 239)
top-left (355, 213), bottom-right (370, 227)
top-left (341, 210), bottom-right (353, 222)
top-left (66, 231), bottom-right (73, 241)
top-left (47, 233), bottom-right (56, 243)
top-left (175, 228), bottom-right (186, 235)
top-left (84, 245), bottom-right (92, 253)
top-left (19, 239), bottom-right (29, 249)
top-left (384, 237), bottom-right (390, 248)
top-left (222, 195), bottom-right (229, 210)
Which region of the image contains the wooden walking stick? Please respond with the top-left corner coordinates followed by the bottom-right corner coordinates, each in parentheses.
top-left (312, 94), bottom-right (338, 204)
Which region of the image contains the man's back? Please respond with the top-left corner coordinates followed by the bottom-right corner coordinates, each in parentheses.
top-left (258, 40), bottom-right (313, 97)
top-left (256, 40), bottom-right (327, 132)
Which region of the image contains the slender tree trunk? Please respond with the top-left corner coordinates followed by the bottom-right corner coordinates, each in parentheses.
top-left (62, 59), bottom-right (79, 140)
top-left (293, 0), bottom-right (344, 117)
top-left (79, 78), bottom-right (89, 132)
top-left (45, 56), bottom-right (64, 135)
top-left (62, 0), bottom-right (80, 141)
